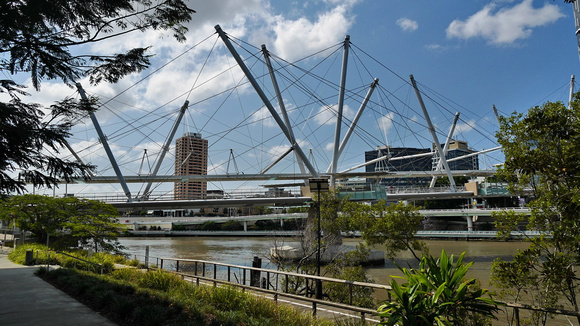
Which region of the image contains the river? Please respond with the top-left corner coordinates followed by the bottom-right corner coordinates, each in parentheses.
top-left (119, 236), bottom-right (579, 324)
top-left (118, 236), bottom-right (529, 289)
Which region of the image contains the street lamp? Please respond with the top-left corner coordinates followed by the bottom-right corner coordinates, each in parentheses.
top-left (309, 178), bottom-right (329, 300)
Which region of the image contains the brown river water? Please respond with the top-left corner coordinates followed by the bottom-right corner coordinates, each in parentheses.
top-left (119, 236), bottom-right (528, 289)
top-left (119, 236), bottom-right (574, 325)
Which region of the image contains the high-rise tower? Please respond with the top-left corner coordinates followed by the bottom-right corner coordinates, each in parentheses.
top-left (174, 132), bottom-right (208, 200)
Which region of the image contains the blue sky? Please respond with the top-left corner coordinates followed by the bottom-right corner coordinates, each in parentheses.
top-left (17, 0), bottom-right (580, 197)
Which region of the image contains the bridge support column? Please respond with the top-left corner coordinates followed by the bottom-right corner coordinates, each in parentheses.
top-left (243, 221), bottom-right (248, 232)
top-left (466, 216), bottom-right (473, 232)
top-left (280, 218), bottom-right (284, 228)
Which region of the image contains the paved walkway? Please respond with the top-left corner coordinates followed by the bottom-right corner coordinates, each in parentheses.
top-left (0, 248), bottom-right (116, 325)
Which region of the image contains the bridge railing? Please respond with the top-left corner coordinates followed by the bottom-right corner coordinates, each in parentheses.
top-left (386, 185), bottom-right (466, 194)
top-left (64, 187), bottom-right (304, 203)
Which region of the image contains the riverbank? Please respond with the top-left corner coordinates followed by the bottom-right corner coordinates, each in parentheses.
top-left (129, 229), bottom-right (302, 237)
top-left (3, 245), bottom-right (349, 325)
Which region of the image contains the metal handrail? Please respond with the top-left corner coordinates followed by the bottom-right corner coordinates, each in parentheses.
top-left (175, 271), bottom-right (377, 321)
top-left (44, 250), bottom-right (106, 274)
top-left (156, 257), bottom-right (390, 319)
top-left (158, 257), bottom-right (390, 292)
top-left (138, 255), bottom-right (580, 324)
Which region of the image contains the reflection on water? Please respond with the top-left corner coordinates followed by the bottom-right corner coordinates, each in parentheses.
top-left (120, 236), bottom-right (528, 288)
top-left (120, 236), bottom-right (300, 270)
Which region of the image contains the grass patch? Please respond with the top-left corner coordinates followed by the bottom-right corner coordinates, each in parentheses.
top-left (9, 244), bottom-right (142, 272)
top-left (17, 244), bottom-right (367, 325)
top-left (38, 267), bottom-right (343, 326)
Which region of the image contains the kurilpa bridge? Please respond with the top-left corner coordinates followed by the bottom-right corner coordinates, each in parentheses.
top-left (55, 25), bottom-right (562, 206)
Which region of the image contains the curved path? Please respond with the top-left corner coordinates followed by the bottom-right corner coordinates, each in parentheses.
top-left (0, 248), bottom-right (115, 325)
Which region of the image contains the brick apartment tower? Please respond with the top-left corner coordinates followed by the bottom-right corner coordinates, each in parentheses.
top-left (174, 132), bottom-right (208, 200)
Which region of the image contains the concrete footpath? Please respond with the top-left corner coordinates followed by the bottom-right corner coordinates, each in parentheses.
top-left (0, 248), bottom-right (116, 325)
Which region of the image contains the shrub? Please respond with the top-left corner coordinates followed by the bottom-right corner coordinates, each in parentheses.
top-left (133, 304), bottom-right (167, 326)
top-left (111, 268), bottom-right (143, 282)
top-left (137, 269), bottom-right (185, 291)
top-left (37, 265), bottom-right (334, 326)
top-left (221, 220), bottom-right (243, 231)
top-left (378, 250), bottom-right (501, 326)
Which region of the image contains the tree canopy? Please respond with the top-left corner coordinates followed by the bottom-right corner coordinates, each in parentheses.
top-left (0, 194), bottom-right (126, 253)
top-left (491, 95), bottom-right (580, 323)
top-left (311, 190), bottom-right (427, 262)
top-left (0, 0), bottom-right (195, 195)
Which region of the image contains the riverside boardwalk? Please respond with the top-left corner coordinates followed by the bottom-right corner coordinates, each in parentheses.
top-left (0, 248), bottom-right (115, 326)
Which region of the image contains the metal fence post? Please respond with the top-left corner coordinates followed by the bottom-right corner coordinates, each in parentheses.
top-left (349, 283), bottom-right (353, 305)
top-left (312, 302), bottom-right (317, 317)
top-left (145, 245), bottom-right (149, 268)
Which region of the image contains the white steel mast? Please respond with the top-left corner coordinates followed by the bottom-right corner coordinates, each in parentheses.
top-left (215, 25), bottom-right (319, 178)
top-left (330, 35), bottom-right (350, 186)
top-left (429, 112), bottom-right (460, 188)
top-left (76, 83), bottom-right (133, 202)
top-left (410, 75), bottom-right (456, 192)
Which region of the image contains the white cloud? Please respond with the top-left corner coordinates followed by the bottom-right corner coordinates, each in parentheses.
top-left (446, 0), bottom-right (564, 45)
top-left (455, 119), bottom-right (476, 133)
top-left (268, 144), bottom-right (292, 158)
top-left (313, 104), bottom-right (355, 126)
top-left (24, 0), bottom-right (358, 109)
top-left (251, 106), bottom-right (278, 128)
top-left (15, 0), bottom-right (361, 187)
top-left (378, 112), bottom-right (395, 134)
top-left (208, 160), bottom-right (227, 175)
top-left (269, 5), bottom-right (355, 61)
top-left (396, 18), bottom-right (418, 32)
top-left (325, 142), bottom-right (335, 151)
top-left (425, 44), bottom-right (447, 52)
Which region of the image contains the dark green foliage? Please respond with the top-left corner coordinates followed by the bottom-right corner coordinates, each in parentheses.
top-left (1, 0), bottom-right (194, 90)
top-left (378, 250), bottom-right (500, 326)
top-left (346, 200), bottom-right (427, 261)
top-left (0, 97), bottom-right (95, 195)
top-left (324, 244), bottom-right (376, 308)
top-left (221, 220), bottom-right (244, 231)
top-left (433, 176), bottom-right (469, 187)
top-left (253, 219), bottom-right (281, 230)
top-left (0, 195), bottom-right (126, 253)
top-left (491, 94), bottom-right (580, 323)
top-left (317, 190), bottom-right (426, 261)
top-left (201, 221), bottom-right (220, 231)
top-left (0, 0), bottom-right (195, 194)
top-left (38, 267), bottom-right (332, 326)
